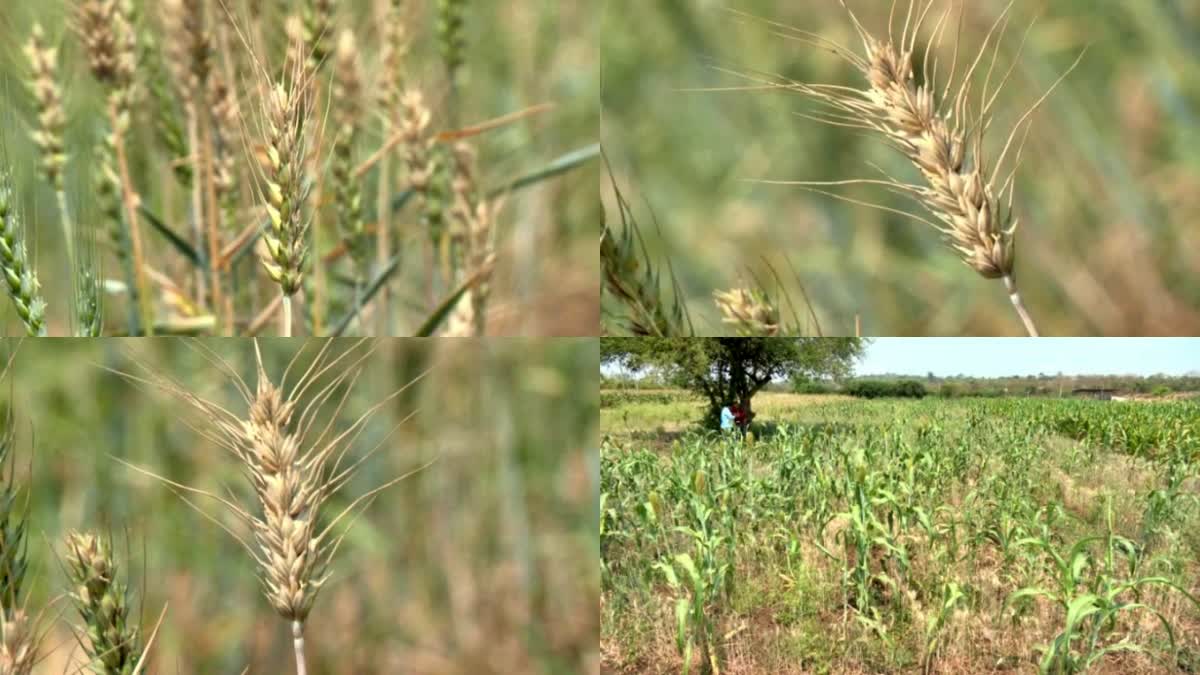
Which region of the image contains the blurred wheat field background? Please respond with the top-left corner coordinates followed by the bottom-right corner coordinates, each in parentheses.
top-left (601, 0), bottom-right (1200, 336)
top-left (0, 0), bottom-right (599, 336)
top-left (0, 338), bottom-right (598, 673)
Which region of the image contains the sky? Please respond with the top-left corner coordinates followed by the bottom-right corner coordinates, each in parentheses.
top-left (858, 338), bottom-right (1200, 377)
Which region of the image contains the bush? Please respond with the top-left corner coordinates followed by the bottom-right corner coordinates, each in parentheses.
top-left (793, 380), bottom-right (835, 394)
top-left (846, 380), bottom-right (927, 399)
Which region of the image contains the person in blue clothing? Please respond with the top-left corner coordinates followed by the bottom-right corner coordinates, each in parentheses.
top-left (720, 403), bottom-right (735, 433)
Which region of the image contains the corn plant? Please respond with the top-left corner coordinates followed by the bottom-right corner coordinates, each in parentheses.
top-left (1009, 500), bottom-right (1200, 673)
top-left (655, 498), bottom-right (733, 675)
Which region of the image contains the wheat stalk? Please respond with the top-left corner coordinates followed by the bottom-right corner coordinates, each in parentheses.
top-left (372, 0), bottom-right (410, 333)
top-left (77, 0), bottom-right (154, 335)
top-left (116, 340), bottom-right (433, 674)
top-left (751, 1), bottom-right (1083, 336)
top-left (162, 0), bottom-right (218, 315)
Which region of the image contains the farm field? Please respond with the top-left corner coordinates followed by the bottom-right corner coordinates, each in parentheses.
top-left (600, 393), bottom-right (1200, 674)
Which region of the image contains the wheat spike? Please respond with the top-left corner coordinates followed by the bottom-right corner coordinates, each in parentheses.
top-left (442, 143), bottom-right (496, 336)
top-left (0, 610), bottom-right (35, 675)
top-left (400, 89), bottom-right (434, 205)
top-left (713, 287), bottom-right (780, 336)
top-left (23, 22), bottom-right (75, 269)
top-left (63, 531), bottom-right (141, 675)
top-left (161, 0), bottom-right (212, 100)
top-left (255, 49), bottom-right (316, 335)
top-left (376, 0), bottom-right (409, 112)
top-left (24, 24), bottom-right (68, 194)
top-left (209, 74), bottom-right (242, 230)
top-left (116, 341), bottom-right (432, 674)
top-left (302, 0), bottom-right (336, 69)
top-left (760, 1), bottom-right (1081, 336)
top-left (0, 173), bottom-right (47, 337)
top-left (332, 30), bottom-right (367, 280)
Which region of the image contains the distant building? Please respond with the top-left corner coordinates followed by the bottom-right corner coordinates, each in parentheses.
top-left (1072, 388), bottom-right (1116, 401)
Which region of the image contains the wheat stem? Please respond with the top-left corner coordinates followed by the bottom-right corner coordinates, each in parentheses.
top-left (55, 190), bottom-right (75, 266)
top-left (292, 620), bottom-right (307, 675)
top-left (110, 102), bottom-right (155, 336)
top-left (281, 294), bottom-right (293, 337)
top-left (1003, 274), bottom-right (1039, 337)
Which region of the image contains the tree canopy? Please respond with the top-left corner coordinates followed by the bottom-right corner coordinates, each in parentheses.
top-left (602, 338), bottom-right (866, 425)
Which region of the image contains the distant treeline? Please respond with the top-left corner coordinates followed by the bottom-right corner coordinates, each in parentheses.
top-left (842, 380), bottom-right (928, 399)
top-left (604, 372), bottom-right (1200, 399)
top-left (600, 389), bottom-right (697, 407)
top-left (795, 374), bottom-right (1197, 398)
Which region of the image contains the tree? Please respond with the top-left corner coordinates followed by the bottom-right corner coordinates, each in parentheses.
top-left (602, 338), bottom-right (866, 426)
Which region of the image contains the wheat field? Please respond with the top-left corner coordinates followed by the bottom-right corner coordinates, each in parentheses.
top-left (0, 0), bottom-right (599, 336)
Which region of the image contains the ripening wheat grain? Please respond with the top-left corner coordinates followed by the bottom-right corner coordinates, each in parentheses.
top-left (751, 0), bottom-right (1083, 336)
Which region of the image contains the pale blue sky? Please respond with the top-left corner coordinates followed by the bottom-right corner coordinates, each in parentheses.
top-left (859, 339), bottom-right (1200, 376)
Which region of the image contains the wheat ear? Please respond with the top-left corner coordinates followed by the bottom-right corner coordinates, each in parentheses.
top-left (0, 172), bottom-right (47, 337)
top-left (256, 55), bottom-right (316, 336)
top-left (24, 23), bottom-right (73, 266)
top-left (332, 29), bottom-right (368, 304)
top-left (0, 404), bottom-right (34, 675)
top-left (756, 1), bottom-right (1083, 336)
top-left (601, 165), bottom-right (692, 336)
top-left (713, 287), bottom-right (781, 336)
top-left (63, 531), bottom-right (141, 675)
top-left (116, 340), bottom-right (433, 674)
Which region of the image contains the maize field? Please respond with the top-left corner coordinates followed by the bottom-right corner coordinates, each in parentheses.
top-left (601, 397), bottom-right (1200, 674)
